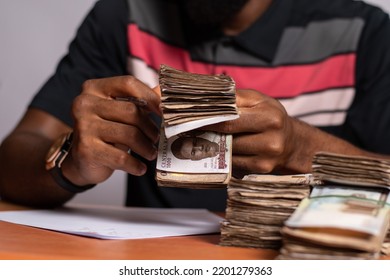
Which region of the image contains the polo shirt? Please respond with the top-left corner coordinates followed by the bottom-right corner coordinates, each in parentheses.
top-left (30, 0), bottom-right (390, 210)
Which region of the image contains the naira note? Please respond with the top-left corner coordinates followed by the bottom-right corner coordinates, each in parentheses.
top-left (156, 129), bottom-right (231, 174)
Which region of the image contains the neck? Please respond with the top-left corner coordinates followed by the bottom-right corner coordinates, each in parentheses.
top-left (223, 0), bottom-right (273, 36)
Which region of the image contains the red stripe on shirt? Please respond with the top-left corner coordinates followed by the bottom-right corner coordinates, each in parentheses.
top-left (128, 24), bottom-right (355, 98)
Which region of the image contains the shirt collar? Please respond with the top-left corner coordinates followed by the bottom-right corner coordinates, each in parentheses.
top-left (233, 0), bottom-right (293, 62)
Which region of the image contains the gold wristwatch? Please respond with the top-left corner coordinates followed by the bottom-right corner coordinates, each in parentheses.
top-left (45, 131), bottom-right (94, 193)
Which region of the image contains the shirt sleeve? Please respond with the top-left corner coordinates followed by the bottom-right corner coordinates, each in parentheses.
top-left (342, 6), bottom-right (390, 154)
top-left (29, 0), bottom-right (128, 127)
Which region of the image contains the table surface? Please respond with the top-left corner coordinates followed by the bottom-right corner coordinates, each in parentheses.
top-left (0, 201), bottom-right (278, 260)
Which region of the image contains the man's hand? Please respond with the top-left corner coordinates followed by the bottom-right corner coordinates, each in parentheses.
top-left (205, 89), bottom-right (296, 176)
top-left (204, 89), bottom-right (371, 177)
top-left (62, 76), bottom-right (161, 186)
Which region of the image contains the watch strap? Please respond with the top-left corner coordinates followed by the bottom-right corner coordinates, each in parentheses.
top-left (49, 164), bottom-right (95, 193)
top-left (48, 132), bottom-right (95, 193)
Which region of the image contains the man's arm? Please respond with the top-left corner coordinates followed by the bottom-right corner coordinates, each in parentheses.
top-left (0, 77), bottom-right (161, 208)
top-left (0, 109), bottom-right (75, 207)
top-left (206, 89), bottom-right (386, 177)
top-left (0, 0), bottom-right (160, 208)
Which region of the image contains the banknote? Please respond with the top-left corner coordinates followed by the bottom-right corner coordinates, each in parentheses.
top-left (286, 199), bottom-right (388, 237)
top-left (163, 115), bottom-right (238, 139)
top-left (156, 129), bottom-right (231, 174)
top-left (243, 173), bottom-right (322, 185)
top-left (155, 129), bottom-right (232, 188)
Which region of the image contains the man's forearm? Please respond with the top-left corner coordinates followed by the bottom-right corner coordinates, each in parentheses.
top-left (0, 132), bottom-right (74, 208)
top-left (285, 118), bottom-right (385, 173)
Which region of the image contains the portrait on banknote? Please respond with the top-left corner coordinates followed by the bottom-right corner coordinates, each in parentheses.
top-left (156, 130), bottom-right (231, 174)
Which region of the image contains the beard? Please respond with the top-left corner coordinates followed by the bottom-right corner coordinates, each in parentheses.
top-left (183, 0), bottom-right (249, 28)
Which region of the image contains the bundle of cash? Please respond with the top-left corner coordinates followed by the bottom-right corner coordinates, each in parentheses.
top-left (156, 65), bottom-right (238, 188)
top-left (311, 151), bottom-right (390, 257)
top-left (156, 129), bottom-right (232, 188)
top-left (312, 152), bottom-right (390, 186)
top-left (278, 185), bottom-right (390, 259)
top-left (159, 64), bottom-right (239, 138)
top-left (219, 174), bottom-right (319, 249)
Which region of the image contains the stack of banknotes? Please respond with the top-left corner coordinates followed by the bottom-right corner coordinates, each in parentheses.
top-left (312, 152), bottom-right (390, 187)
top-left (278, 185), bottom-right (390, 259)
top-left (313, 151), bottom-right (390, 255)
top-left (277, 152), bottom-right (390, 259)
top-left (219, 174), bottom-right (320, 249)
top-left (158, 64), bottom-right (239, 138)
top-left (156, 64), bottom-right (238, 188)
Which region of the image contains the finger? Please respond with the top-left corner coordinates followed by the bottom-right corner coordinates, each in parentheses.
top-left (97, 120), bottom-right (158, 161)
top-left (232, 154), bottom-right (276, 175)
top-left (204, 106), bottom-right (281, 134)
top-left (232, 132), bottom-right (285, 156)
top-left (91, 140), bottom-right (148, 176)
top-left (85, 96), bottom-right (160, 143)
top-left (152, 85), bottom-right (161, 97)
top-left (235, 89), bottom-right (267, 107)
top-left (83, 76), bottom-right (161, 116)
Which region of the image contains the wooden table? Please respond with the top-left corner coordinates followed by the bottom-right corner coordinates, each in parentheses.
top-left (0, 201), bottom-right (278, 260)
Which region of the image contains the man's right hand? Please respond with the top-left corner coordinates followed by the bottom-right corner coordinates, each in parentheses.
top-left (61, 76), bottom-right (161, 187)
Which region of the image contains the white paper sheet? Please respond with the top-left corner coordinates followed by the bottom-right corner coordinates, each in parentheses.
top-left (0, 204), bottom-right (223, 239)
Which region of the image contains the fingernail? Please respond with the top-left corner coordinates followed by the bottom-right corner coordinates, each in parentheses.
top-left (138, 164), bottom-right (147, 175)
top-left (149, 149), bottom-right (158, 161)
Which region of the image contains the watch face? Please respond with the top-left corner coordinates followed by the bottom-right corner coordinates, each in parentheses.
top-left (45, 133), bottom-right (68, 170)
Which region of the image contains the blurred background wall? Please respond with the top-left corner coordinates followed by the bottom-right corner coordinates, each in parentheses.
top-left (0, 0), bottom-right (126, 206)
top-left (0, 0), bottom-right (389, 206)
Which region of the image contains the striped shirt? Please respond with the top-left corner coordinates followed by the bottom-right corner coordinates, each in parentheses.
top-left (30, 0), bottom-right (390, 210)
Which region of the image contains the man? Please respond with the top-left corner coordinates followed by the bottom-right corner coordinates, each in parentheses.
top-left (170, 134), bottom-right (220, 161)
top-left (0, 0), bottom-right (389, 211)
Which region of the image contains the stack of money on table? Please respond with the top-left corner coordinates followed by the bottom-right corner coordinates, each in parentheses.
top-left (219, 174), bottom-right (319, 249)
top-left (313, 151), bottom-right (390, 255)
top-left (278, 152), bottom-right (390, 259)
top-left (278, 185), bottom-right (390, 259)
top-left (156, 64), bottom-right (239, 188)
top-left (312, 152), bottom-right (390, 187)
